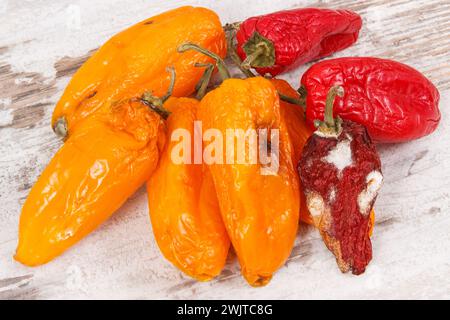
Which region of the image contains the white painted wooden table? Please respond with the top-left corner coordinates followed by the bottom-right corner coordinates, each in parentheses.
top-left (1, 0), bottom-right (449, 299)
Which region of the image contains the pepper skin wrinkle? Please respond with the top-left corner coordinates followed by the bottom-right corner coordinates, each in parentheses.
top-left (299, 120), bottom-right (382, 275)
top-left (147, 98), bottom-right (230, 281)
top-left (198, 77), bottom-right (300, 286)
top-left (301, 57), bottom-right (441, 143)
top-left (52, 6), bottom-right (226, 136)
top-left (16, 100), bottom-right (165, 266)
top-left (236, 8), bottom-right (362, 77)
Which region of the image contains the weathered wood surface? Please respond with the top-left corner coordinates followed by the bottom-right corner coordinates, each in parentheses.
top-left (0, 0), bottom-right (449, 299)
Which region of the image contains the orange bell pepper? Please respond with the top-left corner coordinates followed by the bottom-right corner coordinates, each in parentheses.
top-left (52, 6), bottom-right (226, 138)
top-left (147, 97), bottom-right (230, 281)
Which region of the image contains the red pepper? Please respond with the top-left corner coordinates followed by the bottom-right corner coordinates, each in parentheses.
top-left (301, 57), bottom-right (441, 143)
top-left (234, 8), bottom-right (362, 77)
top-left (298, 86), bottom-right (382, 275)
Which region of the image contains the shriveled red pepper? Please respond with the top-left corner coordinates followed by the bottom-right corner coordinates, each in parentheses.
top-left (234, 8), bottom-right (362, 77)
top-left (301, 57), bottom-right (441, 143)
top-left (298, 86), bottom-right (383, 275)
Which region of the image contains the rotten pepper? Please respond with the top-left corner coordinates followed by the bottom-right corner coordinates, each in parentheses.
top-left (298, 86), bottom-right (383, 275)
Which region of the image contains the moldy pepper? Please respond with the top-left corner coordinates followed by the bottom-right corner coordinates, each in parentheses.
top-left (300, 57), bottom-right (441, 143)
top-left (272, 78), bottom-right (376, 235)
top-left (298, 86), bottom-right (383, 275)
top-left (234, 8), bottom-right (362, 77)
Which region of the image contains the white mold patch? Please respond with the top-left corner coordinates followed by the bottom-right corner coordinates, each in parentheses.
top-left (306, 191), bottom-right (325, 217)
top-left (329, 188), bottom-right (336, 203)
top-left (358, 171), bottom-right (383, 216)
top-left (323, 139), bottom-right (353, 173)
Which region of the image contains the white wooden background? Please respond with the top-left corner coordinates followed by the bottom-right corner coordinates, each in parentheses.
top-left (0, 0), bottom-right (449, 300)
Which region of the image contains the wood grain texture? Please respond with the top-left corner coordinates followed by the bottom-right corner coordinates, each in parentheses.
top-left (0, 0), bottom-right (449, 299)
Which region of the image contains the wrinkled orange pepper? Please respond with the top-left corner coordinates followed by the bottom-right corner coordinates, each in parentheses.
top-left (147, 97), bottom-right (230, 281)
top-left (198, 77), bottom-right (299, 286)
top-left (16, 99), bottom-right (165, 266)
top-left (272, 78), bottom-right (376, 236)
top-left (52, 6), bottom-right (226, 138)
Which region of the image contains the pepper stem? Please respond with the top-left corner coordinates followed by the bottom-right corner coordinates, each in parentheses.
top-left (161, 66), bottom-right (176, 103)
top-left (53, 116), bottom-right (68, 139)
top-left (223, 22), bottom-right (241, 32)
top-left (241, 46), bottom-right (265, 69)
top-left (178, 43), bottom-right (231, 81)
top-left (226, 27), bottom-right (255, 78)
top-left (227, 30), bottom-right (304, 107)
top-left (278, 92), bottom-right (306, 107)
top-left (241, 31), bottom-right (275, 69)
top-left (315, 85), bottom-right (344, 135)
top-left (139, 67), bottom-right (174, 120)
top-left (194, 63), bottom-right (215, 99)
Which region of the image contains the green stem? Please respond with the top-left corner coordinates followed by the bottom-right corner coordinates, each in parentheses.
top-left (226, 29), bottom-right (255, 78)
top-left (324, 86), bottom-right (344, 128)
top-left (278, 92), bottom-right (306, 108)
top-left (225, 29), bottom-right (305, 108)
top-left (194, 63), bottom-right (211, 91)
top-left (194, 63), bottom-right (215, 100)
top-left (139, 67), bottom-right (175, 120)
top-left (241, 46), bottom-right (264, 69)
top-left (161, 66), bottom-right (175, 103)
top-left (178, 43), bottom-right (231, 81)
top-left (314, 85), bottom-right (344, 136)
top-left (223, 22), bottom-right (241, 32)
top-left (140, 97), bottom-right (171, 120)
top-left (241, 32), bottom-right (275, 69)
top-left (53, 117), bottom-right (68, 139)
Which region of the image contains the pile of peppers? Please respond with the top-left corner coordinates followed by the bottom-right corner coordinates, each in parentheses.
top-left (15, 6), bottom-right (440, 285)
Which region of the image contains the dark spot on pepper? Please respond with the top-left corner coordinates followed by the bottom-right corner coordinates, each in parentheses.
top-left (86, 90), bottom-right (97, 99)
top-left (144, 20), bottom-right (154, 25)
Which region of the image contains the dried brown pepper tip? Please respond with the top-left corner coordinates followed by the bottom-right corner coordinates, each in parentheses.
top-left (298, 86), bottom-right (383, 275)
